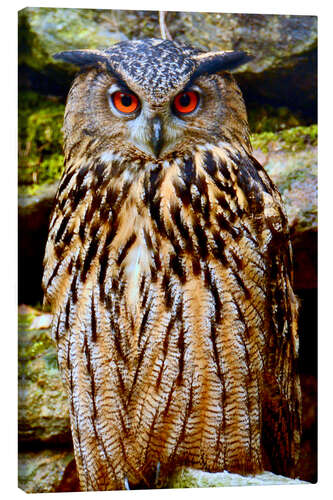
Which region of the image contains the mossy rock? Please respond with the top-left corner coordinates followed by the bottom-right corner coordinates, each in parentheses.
top-left (18, 449), bottom-right (79, 493)
top-left (18, 7), bottom-right (127, 75)
top-left (18, 455), bottom-right (307, 493)
top-left (251, 125), bottom-right (318, 153)
top-left (167, 467), bottom-right (308, 488)
top-left (18, 90), bottom-right (65, 187)
top-left (18, 307), bottom-right (71, 444)
top-left (248, 105), bottom-right (310, 134)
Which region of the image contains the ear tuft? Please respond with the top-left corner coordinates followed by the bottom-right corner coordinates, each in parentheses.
top-left (190, 51), bottom-right (253, 81)
top-left (53, 50), bottom-right (108, 68)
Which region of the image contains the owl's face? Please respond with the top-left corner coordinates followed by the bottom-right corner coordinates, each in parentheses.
top-left (57, 39), bottom-right (251, 162)
top-left (106, 76), bottom-right (216, 159)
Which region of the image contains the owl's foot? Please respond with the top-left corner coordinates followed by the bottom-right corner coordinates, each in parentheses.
top-left (123, 463), bottom-right (161, 490)
top-left (124, 477), bottom-right (130, 490)
top-left (155, 461), bottom-right (161, 487)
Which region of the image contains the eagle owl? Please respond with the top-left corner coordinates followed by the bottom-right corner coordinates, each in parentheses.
top-left (42, 39), bottom-right (301, 491)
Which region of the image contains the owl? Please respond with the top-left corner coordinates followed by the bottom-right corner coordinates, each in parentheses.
top-left (42, 38), bottom-right (301, 491)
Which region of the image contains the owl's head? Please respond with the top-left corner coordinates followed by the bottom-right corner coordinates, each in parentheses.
top-left (56, 39), bottom-right (252, 161)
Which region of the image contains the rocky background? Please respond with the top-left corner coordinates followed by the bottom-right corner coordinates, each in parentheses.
top-left (18, 8), bottom-right (317, 492)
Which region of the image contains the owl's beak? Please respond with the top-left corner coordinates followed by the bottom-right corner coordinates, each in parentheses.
top-left (150, 116), bottom-right (163, 159)
top-left (129, 111), bottom-right (166, 159)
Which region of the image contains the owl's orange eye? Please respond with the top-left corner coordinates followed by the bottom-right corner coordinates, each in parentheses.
top-left (173, 91), bottom-right (199, 115)
top-left (112, 91), bottom-right (139, 114)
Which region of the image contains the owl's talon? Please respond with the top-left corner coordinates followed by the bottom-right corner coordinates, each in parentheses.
top-left (155, 461), bottom-right (161, 486)
top-left (124, 477), bottom-right (130, 490)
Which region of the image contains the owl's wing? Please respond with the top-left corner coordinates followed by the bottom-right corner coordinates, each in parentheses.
top-left (263, 241), bottom-right (301, 476)
top-left (253, 158), bottom-right (302, 477)
top-left (42, 163), bottom-right (135, 490)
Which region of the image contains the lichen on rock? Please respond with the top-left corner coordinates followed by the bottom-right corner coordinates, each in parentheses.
top-left (167, 467), bottom-right (308, 488)
top-left (18, 449), bottom-right (79, 493)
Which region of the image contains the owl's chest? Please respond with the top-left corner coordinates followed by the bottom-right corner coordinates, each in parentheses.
top-left (103, 154), bottom-right (267, 338)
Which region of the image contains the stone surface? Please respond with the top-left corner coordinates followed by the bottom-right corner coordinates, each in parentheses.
top-left (18, 7), bottom-right (126, 94)
top-left (18, 9), bottom-right (317, 71)
top-left (18, 449), bottom-right (79, 493)
top-left (18, 307), bottom-right (71, 445)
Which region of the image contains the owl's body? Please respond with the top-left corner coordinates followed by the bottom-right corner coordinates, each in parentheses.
top-left (43, 39), bottom-right (301, 490)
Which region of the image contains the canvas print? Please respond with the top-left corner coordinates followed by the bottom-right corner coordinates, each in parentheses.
top-left (18, 8), bottom-right (317, 493)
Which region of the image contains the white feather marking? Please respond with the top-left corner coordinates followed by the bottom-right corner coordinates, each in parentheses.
top-left (125, 242), bottom-right (150, 314)
top-left (100, 150), bottom-right (123, 163)
top-left (100, 151), bottom-right (115, 163)
top-left (127, 246), bottom-right (142, 306)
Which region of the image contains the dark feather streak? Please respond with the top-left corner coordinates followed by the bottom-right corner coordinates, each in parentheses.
top-left (116, 233), bottom-right (137, 266)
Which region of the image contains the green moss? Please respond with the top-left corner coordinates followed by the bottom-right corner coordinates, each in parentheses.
top-left (18, 90), bottom-right (65, 187)
top-left (19, 331), bottom-right (54, 361)
top-left (18, 311), bottom-right (54, 363)
top-left (43, 352), bottom-right (58, 370)
top-left (251, 125), bottom-right (317, 152)
top-left (247, 105), bottom-right (309, 133)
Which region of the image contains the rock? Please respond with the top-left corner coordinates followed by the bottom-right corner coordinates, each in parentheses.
top-left (171, 12), bottom-right (317, 114)
top-left (167, 467), bottom-right (308, 488)
top-left (18, 8), bottom-right (316, 117)
top-left (18, 304), bottom-right (39, 316)
top-left (18, 449), bottom-right (79, 493)
top-left (18, 308), bottom-right (71, 445)
top-left (17, 91), bottom-right (63, 304)
top-left (29, 312), bottom-right (53, 330)
top-left (18, 7), bottom-right (127, 94)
